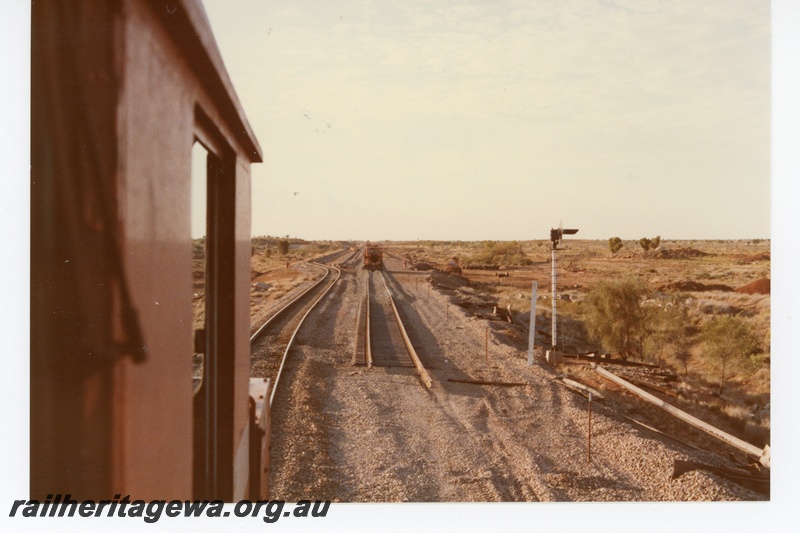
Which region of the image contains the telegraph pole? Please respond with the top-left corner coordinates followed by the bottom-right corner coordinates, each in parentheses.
top-left (551, 243), bottom-right (558, 349)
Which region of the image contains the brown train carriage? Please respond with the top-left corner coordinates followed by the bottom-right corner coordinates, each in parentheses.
top-left (31, 0), bottom-right (265, 501)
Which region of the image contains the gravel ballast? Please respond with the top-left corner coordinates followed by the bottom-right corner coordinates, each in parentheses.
top-left (264, 256), bottom-right (765, 502)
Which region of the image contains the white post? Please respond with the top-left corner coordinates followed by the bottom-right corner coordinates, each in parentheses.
top-left (527, 281), bottom-right (538, 366)
top-left (551, 247), bottom-right (557, 350)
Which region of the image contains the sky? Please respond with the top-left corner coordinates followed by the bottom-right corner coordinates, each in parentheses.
top-left (200, 0), bottom-right (771, 242)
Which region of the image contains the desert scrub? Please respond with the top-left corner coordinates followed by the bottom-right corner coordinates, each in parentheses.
top-left (700, 315), bottom-right (761, 395)
top-left (467, 241), bottom-right (529, 266)
top-left (694, 270), bottom-right (712, 280)
top-left (583, 277), bottom-right (653, 358)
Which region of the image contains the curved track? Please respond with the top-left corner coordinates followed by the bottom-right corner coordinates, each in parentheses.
top-left (250, 252), bottom-right (349, 406)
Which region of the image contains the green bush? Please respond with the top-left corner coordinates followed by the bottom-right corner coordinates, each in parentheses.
top-left (277, 239), bottom-right (290, 255)
top-left (583, 278), bottom-right (652, 358)
top-left (638, 236), bottom-right (661, 251)
top-left (651, 235), bottom-right (661, 249)
top-left (646, 296), bottom-right (690, 368)
top-left (701, 315), bottom-right (761, 395)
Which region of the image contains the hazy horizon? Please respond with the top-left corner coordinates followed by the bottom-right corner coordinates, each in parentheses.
top-left (244, 235), bottom-right (771, 244)
top-left (201, 0), bottom-right (770, 242)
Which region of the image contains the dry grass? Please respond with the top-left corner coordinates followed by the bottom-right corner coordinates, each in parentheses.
top-left (387, 238), bottom-right (771, 451)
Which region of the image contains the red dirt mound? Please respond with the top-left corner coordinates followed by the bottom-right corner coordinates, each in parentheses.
top-left (735, 278), bottom-right (770, 295)
top-left (654, 247), bottom-right (710, 259)
top-left (736, 251), bottom-right (770, 263)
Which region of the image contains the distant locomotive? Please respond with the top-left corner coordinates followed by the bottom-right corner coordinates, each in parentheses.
top-left (31, 0), bottom-right (267, 501)
top-left (363, 243), bottom-right (384, 270)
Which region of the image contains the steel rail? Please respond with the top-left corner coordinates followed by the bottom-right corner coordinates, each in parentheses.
top-left (267, 262), bottom-right (341, 407)
top-left (378, 271), bottom-right (432, 389)
top-left (311, 248), bottom-right (351, 265)
top-left (344, 248), bottom-right (359, 264)
top-left (364, 275), bottom-right (373, 368)
top-left (250, 262), bottom-right (334, 343)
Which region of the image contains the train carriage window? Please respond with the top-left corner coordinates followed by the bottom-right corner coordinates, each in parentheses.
top-left (192, 137), bottom-right (217, 499)
top-left (191, 111), bottom-right (237, 500)
top-left (191, 141), bottom-right (208, 391)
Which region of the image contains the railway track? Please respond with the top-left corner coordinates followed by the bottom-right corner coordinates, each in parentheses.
top-left (250, 254), bottom-right (345, 406)
top-left (353, 269), bottom-right (432, 388)
top-left (337, 248), bottom-right (363, 269)
top-left (265, 249), bottom-right (768, 503)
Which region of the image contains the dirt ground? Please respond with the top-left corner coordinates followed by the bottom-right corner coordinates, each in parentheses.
top-left (389, 239), bottom-right (771, 450)
top-left (250, 241), bottom-right (769, 502)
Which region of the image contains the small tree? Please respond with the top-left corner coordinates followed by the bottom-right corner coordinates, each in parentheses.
top-left (277, 239), bottom-right (290, 255)
top-left (674, 336), bottom-right (692, 377)
top-left (584, 278), bottom-right (652, 359)
top-left (700, 315), bottom-right (760, 395)
top-left (638, 238), bottom-right (652, 252)
top-left (650, 236), bottom-right (661, 250)
top-left (608, 237), bottom-right (623, 254)
top-left (646, 296), bottom-right (690, 367)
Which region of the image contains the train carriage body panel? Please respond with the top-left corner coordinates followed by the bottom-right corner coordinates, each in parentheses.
top-left (31, 0), bottom-right (262, 501)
